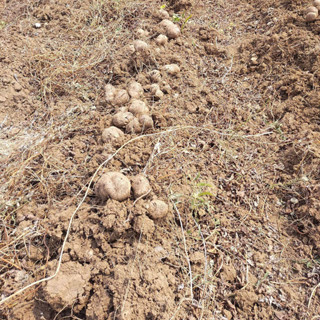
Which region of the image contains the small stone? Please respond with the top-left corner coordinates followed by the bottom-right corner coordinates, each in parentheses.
top-left (0, 96), bottom-right (6, 103)
top-left (34, 22), bottom-right (41, 29)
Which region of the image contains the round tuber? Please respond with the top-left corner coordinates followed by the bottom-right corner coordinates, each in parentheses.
top-left (112, 111), bottom-right (134, 128)
top-left (306, 6), bottom-right (318, 13)
top-left (105, 84), bottom-right (116, 105)
top-left (102, 126), bottom-right (124, 143)
top-left (154, 89), bottom-right (164, 100)
top-left (128, 99), bottom-right (149, 116)
top-left (150, 83), bottom-right (160, 95)
top-left (159, 9), bottom-right (170, 19)
top-left (314, 0), bottom-right (320, 9)
top-left (139, 114), bottom-right (154, 131)
top-left (133, 40), bottom-right (149, 52)
top-left (131, 175), bottom-right (151, 199)
top-left (128, 81), bottom-right (144, 99)
top-left (136, 28), bottom-right (149, 37)
top-left (113, 89), bottom-right (130, 106)
top-left (164, 64), bottom-right (180, 76)
top-left (126, 118), bottom-right (142, 134)
top-left (147, 200), bottom-right (169, 219)
top-left (95, 172), bottom-right (131, 202)
top-left (149, 70), bottom-right (162, 83)
top-left (155, 34), bottom-right (168, 46)
top-left (306, 6), bottom-right (318, 21)
top-left (159, 19), bottom-right (181, 39)
top-left (306, 11), bottom-right (318, 21)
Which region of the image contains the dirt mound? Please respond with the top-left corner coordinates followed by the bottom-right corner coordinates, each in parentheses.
top-left (1, 0), bottom-right (320, 319)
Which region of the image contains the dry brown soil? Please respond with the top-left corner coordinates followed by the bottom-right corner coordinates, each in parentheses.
top-left (1, 0), bottom-right (320, 319)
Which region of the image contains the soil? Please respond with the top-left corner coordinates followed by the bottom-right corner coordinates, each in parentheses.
top-left (1, 0), bottom-right (320, 319)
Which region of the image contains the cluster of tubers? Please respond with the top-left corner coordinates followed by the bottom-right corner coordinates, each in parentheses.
top-left (95, 172), bottom-right (169, 220)
top-left (97, 8), bottom-right (183, 225)
top-left (103, 80), bottom-right (154, 137)
top-left (102, 9), bottom-right (182, 141)
top-left (305, 0), bottom-right (320, 21)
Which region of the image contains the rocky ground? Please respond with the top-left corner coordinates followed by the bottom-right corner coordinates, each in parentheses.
top-left (1, 0), bottom-right (320, 319)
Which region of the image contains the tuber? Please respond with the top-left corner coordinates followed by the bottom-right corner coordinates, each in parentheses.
top-left (306, 6), bottom-right (318, 21)
top-left (112, 111), bottom-right (134, 128)
top-left (164, 64), bottom-right (180, 76)
top-left (95, 172), bottom-right (131, 201)
top-left (155, 34), bottom-right (168, 46)
top-left (147, 200), bottom-right (169, 219)
top-left (131, 175), bottom-right (151, 199)
top-left (159, 19), bottom-right (180, 39)
top-left (133, 40), bottom-right (149, 52)
top-left (128, 99), bottom-right (149, 116)
top-left (149, 70), bottom-right (162, 83)
top-left (126, 118), bottom-right (142, 134)
top-left (139, 114), bottom-right (154, 131)
top-left (128, 81), bottom-right (144, 99)
top-left (101, 126), bottom-right (124, 143)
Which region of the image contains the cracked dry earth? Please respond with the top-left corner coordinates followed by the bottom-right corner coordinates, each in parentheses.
top-left (1, 0), bottom-right (320, 319)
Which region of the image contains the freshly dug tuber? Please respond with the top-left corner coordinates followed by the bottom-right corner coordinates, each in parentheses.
top-left (95, 172), bottom-right (131, 201)
top-left (149, 70), bottom-right (162, 83)
top-left (128, 81), bottom-right (144, 99)
top-left (314, 0), bottom-right (320, 9)
top-left (131, 175), bottom-right (151, 199)
top-left (150, 84), bottom-right (164, 100)
top-left (136, 28), bottom-right (149, 37)
top-left (159, 9), bottom-right (170, 19)
top-left (306, 6), bottom-right (318, 21)
top-left (164, 64), bottom-right (180, 76)
top-left (307, 5), bottom-right (318, 13)
top-left (102, 126), bottom-right (124, 143)
top-left (159, 19), bottom-right (180, 39)
top-left (105, 84), bottom-right (116, 104)
top-left (126, 118), bottom-right (142, 134)
top-left (133, 40), bottom-right (149, 52)
top-left (128, 100), bottom-right (149, 116)
top-left (150, 83), bottom-right (160, 95)
top-left (112, 111), bottom-right (134, 128)
top-left (155, 34), bottom-right (168, 46)
top-left (147, 200), bottom-right (169, 219)
top-left (154, 89), bottom-right (164, 100)
top-left (113, 89), bottom-right (130, 106)
top-left (139, 115), bottom-right (154, 130)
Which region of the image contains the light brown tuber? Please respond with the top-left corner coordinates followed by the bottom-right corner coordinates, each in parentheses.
top-left (131, 175), bottom-right (151, 199)
top-left (101, 126), bottom-right (124, 143)
top-left (95, 172), bottom-right (131, 201)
